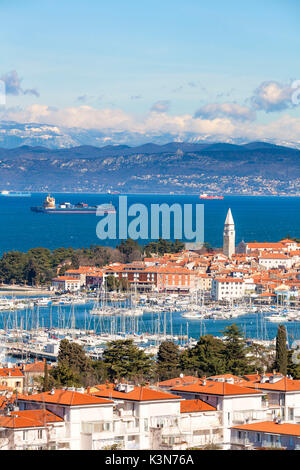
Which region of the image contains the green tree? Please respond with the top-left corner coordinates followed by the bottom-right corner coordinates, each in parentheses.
top-left (157, 341), bottom-right (180, 380)
top-left (103, 339), bottom-right (154, 381)
top-left (287, 349), bottom-right (300, 379)
top-left (50, 339), bottom-right (93, 387)
top-left (105, 275), bottom-right (120, 292)
top-left (117, 239), bottom-right (142, 263)
top-left (180, 335), bottom-right (226, 376)
top-left (221, 324), bottom-right (252, 375)
top-left (274, 325), bottom-right (288, 375)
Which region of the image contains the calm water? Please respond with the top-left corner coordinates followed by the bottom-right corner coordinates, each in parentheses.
top-left (1, 303), bottom-right (300, 343)
top-left (0, 193), bottom-right (300, 255)
top-left (1, 193), bottom-right (300, 342)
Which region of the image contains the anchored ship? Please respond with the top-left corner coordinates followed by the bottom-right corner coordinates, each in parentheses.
top-left (199, 193), bottom-right (224, 199)
top-left (31, 195), bottom-right (116, 214)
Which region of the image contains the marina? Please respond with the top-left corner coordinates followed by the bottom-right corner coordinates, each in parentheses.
top-left (0, 291), bottom-right (299, 364)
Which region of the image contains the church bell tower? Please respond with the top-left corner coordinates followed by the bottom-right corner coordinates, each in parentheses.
top-left (223, 208), bottom-right (235, 258)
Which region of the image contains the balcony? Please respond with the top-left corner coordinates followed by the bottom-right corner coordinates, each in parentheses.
top-left (231, 410), bottom-right (269, 425)
top-left (81, 421), bottom-right (113, 435)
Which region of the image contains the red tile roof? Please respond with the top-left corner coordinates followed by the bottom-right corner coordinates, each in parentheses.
top-left (91, 384), bottom-right (182, 401)
top-left (171, 381), bottom-right (263, 396)
top-left (158, 376), bottom-right (202, 388)
top-left (0, 409), bottom-right (63, 429)
top-left (0, 368), bottom-right (24, 378)
top-left (18, 389), bottom-right (113, 406)
top-left (180, 399), bottom-right (216, 413)
top-left (23, 361), bottom-right (50, 373)
top-left (231, 421), bottom-right (300, 437)
top-left (240, 377), bottom-right (300, 392)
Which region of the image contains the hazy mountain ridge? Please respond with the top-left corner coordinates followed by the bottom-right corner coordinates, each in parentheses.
top-left (0, 140), bottom-right (299, 193)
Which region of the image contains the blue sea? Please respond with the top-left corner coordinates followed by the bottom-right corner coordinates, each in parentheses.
top-left (0, 193), bottom-right (300, 255)
top-left (1, 192), bottom-right (300, 343)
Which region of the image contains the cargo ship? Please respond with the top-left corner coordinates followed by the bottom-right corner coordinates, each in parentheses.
top-left (199, 193), bottom-right (224, 200)
top-left (1, 190), bottom-right (31, 197)
top-left (31, 195), bottom-right (116, 214)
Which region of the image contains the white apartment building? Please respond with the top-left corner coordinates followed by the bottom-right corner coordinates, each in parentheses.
top-left (211, 278), bottom-right (245, 301)
top-left (0, 409), bottom-right (65, 450)
top-left (258, 253), bottom-right (292, 269)
top-left (17, 389), bottom-right (114, 450)
top-left (51, 276), bottom-right (81, 292)
top-left (170, 377), bottom-right (269, 447)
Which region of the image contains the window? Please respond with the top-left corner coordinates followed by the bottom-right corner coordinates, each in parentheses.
top-left (38, 429), bottom-right (43, 439)
top-left (256, 433), bottom-right (261, 442)
top-left (289, 408), bottom-right (294, 421)
top-left (23, 431), bottom-right (28, 441)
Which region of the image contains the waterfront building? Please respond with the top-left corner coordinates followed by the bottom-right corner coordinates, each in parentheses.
top-left (211, 278), bottom-right (245, 301)
top-left (51, 276), bottom-right (81, 292)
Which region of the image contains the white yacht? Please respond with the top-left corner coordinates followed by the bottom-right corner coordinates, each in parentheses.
top-left (181, 311), bottom-right (202, 319)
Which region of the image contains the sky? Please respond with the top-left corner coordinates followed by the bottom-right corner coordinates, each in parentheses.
top-left (0, 0), bottom-right (300, 146)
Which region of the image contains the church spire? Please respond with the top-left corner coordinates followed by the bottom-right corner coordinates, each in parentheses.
top-left (223, 208), bottom-right (235, 258)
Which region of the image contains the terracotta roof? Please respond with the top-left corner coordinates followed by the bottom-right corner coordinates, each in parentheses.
top-left (65, 267), bottom-right (102, 274)
top-left (0, 409), bottom-right (63, 429)
top-left (240, 377), bottom-right (300, 392)
top-left (259, 253), bottom-right (290, 259)
top-left (0, 368), bottom-right (24, 378)
top-left (247, 243), bottom-right (285, 249)
top-left (180, 399), bottom-right (216, 413)
top-left (158, 376), bottom-right (201, 388)
top-left (91, 384), bottom-right (182, 401)
top-left (23, 361), bottom-right (50, 373)
top-left (52, 277), bottom-right (80, 282)
top-left (243, 373), bottom-right (273, 381)
top-left (18, 389), bottom-right (113, 406)
top-left (231, 421), bottom-right (300, 437)
top-left (171, 381), bottom-right (263, 396)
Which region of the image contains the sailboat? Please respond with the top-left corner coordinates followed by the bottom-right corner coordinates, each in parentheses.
top-left (89, 283), bottom-right (114, 316)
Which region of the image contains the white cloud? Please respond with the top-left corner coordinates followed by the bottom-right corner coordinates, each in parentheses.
top-left (194, 102), bottom-right (256, 121)
top-left (1, 103), bottom-right (300, 147)
top-left (250, 80), bottom-right (297, 112)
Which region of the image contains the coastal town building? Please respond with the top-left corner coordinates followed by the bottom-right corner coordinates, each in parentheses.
top-left (51, 276), bottom-right (81, 292)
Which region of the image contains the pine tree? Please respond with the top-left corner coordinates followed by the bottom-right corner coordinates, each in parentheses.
top-left (157, 341), bottom-right (180, 380)
top-left (103, 339), bottom-right (154, 381)
top-left (222, 323), bottom-right (252, 375)
top-left (180, 335), bottom-right (226, 376)
top-left (274, 324), bottom-right (288, 375)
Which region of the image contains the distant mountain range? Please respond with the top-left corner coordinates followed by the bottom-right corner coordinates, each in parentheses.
top-left (0, 138), bottom-right (299, 194)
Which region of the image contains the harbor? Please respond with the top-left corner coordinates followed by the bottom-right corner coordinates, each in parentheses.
top-left (0, 290), bottom-right (299, 365)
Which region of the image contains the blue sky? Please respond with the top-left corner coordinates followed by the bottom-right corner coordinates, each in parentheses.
top-left (0, 0), bottom-right (300, 146)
